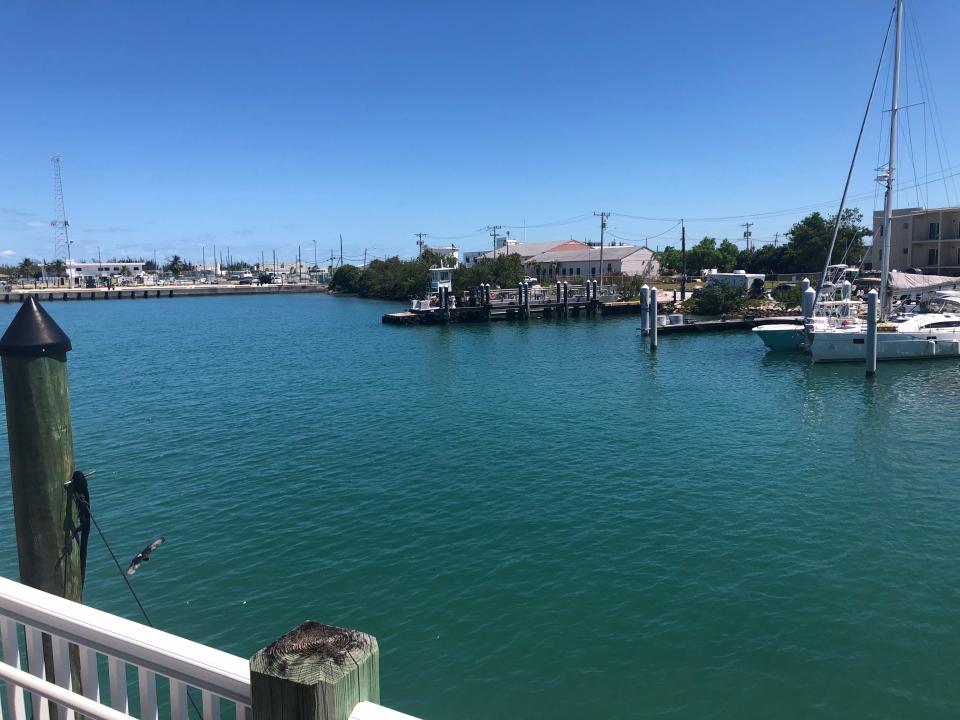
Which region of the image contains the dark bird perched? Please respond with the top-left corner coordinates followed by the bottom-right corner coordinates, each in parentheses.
top-left (126, 537), bottom-right (165, 576)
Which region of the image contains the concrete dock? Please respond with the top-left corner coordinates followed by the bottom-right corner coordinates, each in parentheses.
top-left (3, 283), bottom-right (326, 303)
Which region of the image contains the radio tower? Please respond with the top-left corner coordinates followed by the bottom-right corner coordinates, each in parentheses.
top-left (50, 154), bottom-right (73, 287)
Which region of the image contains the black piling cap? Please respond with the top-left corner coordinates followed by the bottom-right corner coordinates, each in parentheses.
top-left (0, 296), bottom-right (72, 358)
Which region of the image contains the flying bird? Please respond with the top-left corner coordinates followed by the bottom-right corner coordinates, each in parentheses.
top-left (126, 536), bottom-right (165, 576)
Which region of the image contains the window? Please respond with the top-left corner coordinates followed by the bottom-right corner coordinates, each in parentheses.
top-left (591, 267), bottom-right (596, 275)
top-left (607, 263), bottom-right (612, 272)
top-left (929, 222), bottom-right (940, 240)
top-left (928, 248), bottom-right (938, 265)
top-left (576, 267), bottom-right (580, 275)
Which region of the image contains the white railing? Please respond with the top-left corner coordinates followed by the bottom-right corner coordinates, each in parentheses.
top-left (0, 577), bottom-right (420, 720)
top-left (0, 576), bottom-right (250, 720)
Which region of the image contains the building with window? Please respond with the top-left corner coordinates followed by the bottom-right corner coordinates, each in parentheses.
top-left (423, 244), bottom-right (460, 266)
top-left (524, 245), bottom-right (659, 281)
top-left (865, 206), bottom-right (960, 274)
top-left (66, 261), bottom-right (149, 283)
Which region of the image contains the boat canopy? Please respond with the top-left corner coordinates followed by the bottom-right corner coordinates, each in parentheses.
top-left (888, 272), bottom-right (960, 293)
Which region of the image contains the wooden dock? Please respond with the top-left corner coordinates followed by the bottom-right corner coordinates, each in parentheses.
top-left (383, 298), bottom-right (801, 332)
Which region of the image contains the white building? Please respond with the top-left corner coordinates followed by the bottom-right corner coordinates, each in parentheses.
top-left (424, 244), bottom-right (460, 266)
top-left (524, 245), bottom-right (659, 281)
top-left (67, 261), bottom-right (149, 283)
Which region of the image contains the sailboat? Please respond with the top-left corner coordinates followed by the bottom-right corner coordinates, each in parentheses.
top-left (809, 0), bottom-right (960, 362)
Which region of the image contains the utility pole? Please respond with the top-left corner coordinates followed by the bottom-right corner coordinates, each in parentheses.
top-left (742, 222), bottom-right (754, 252)
top-left (774, 232), bottom-right (780, 247)
top-left (312, 239), bottom-right (317, 271)
top-left (680, 219), bottom-right (687, 301)
top-left (339, 234), bottom-right (344, 268)
top-left (273, 250), bottom-right (277, 274)
top-left (415, 233), bottom-right (427, 257)
top-left (202, 246), bottom-right (206, 274)
top-left (487, 225), bottom-right (502, 256)
top-left (50, 155), bottom-right (73, 288)
top-left (594, 212), bottom-right (609, 290)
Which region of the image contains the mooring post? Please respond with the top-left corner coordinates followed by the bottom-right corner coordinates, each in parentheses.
top-left (0, 296), bottom-right (82, 601)
top-left (866, 289), bottom-right (878, 377)
top-left (523, 282), bottom-right (531, 318)
top-left (649, 287), bottom-right (658, 350)
top-left (562, 282), bottom-right (568, 317)
top-left (250, 621), bottom-right (380, 720)
top-left (555, 281), bottom-right (560, 305)
top-left (640, 285), bottom-right (650, 335)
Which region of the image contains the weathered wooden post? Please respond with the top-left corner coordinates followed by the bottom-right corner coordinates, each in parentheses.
top-left (562, 282), bottom-right (568, 317)
top-left (640, 285), bottom-right (650, 335)
top-left (649, 287), bottom-right (658, 350)
top-left (865, 289), bottom-right (878, 377)
top-left (250, 621), bottom-right (379, 720)
top-left (0, 296), bottom-right (82, 601)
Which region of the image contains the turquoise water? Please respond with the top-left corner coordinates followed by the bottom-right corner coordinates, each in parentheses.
top-left (1, 294), bottom-right (960, 719)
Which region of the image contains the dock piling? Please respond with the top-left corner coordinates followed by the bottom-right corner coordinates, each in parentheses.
top-left (640, 285), bottom-right (650, 335)
top-left (250, 621), bottom-right (380, 720)
top-left (649, 287), bottom-right (658, 350)
top-left (866, 289), bottom-right (878, 377)
top-left (0, 296), bottom-right (82, 602)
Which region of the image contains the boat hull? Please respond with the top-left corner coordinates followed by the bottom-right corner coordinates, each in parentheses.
top-left (810, 330), bottom-right (960, 362)
top-left (752, 324), bottom-right (806, 351)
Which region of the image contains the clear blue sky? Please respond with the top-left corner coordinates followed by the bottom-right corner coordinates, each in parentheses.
top-left (2, 0), bottom-right (958, 266)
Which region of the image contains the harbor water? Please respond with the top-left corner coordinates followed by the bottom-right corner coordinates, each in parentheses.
top-left (1, 294), bottom-right (959, 719)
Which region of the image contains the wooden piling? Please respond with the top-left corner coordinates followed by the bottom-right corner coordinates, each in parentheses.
top-left (250, 621), bottom-right (379, 720)
top-left (0, 296), bottom-right (82, 601)
top-left (649, 287), bottom-right (658, 350)
top-left (866, 289), bottom-right (878, 377)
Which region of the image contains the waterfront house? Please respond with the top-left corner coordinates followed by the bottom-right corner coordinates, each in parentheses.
top-left (863, 206), bottom-right (960, 275)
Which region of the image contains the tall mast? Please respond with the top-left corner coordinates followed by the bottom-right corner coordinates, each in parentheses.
top-left (878, 0), bottom-right (903, 319)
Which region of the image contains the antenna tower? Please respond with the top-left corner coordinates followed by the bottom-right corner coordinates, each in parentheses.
top-left (50, 154), bottom-right (73, 286)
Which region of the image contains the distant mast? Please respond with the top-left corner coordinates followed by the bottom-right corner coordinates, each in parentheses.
top-left (878, 0), bottom-right (903, 319)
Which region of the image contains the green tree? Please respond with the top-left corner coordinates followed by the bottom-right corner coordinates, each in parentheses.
top-left (656, 246), bottom-right (682, 273)
top-left (786, 208), bottom-right (871, 272)
top-left (44, 259), bottom-right (66, 277)
top-left (687, 283), bottom-right (747, 315)
top-left (17, 258), bottom-right (41, 279)
top-left (329, 264), bottom-right (361, 293)
top-left (166, 255), bottom-right (187, 276)
top-left (453, 254), bottom-right (524, 293)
